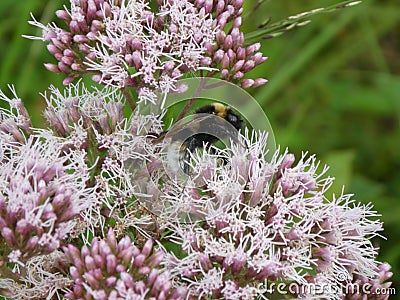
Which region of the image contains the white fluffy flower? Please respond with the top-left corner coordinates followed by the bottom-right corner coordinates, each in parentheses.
top-left (162, 131), bottom-right (385, 299)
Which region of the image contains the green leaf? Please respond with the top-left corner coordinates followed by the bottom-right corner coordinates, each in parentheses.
top-left (321, 149), bottom-right (356, 197)
top-left (245, 0), bottom-right (362, 42)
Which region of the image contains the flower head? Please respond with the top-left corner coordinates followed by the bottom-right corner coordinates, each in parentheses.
top-left (39, 81), bottom-right (165, 238)
top-left (0, 85), bottom-right (32, 143)
top-left (27, 0), bottom-right (268, 106)
top-left (161, 131), bottom-right (390, 299)
top-left (62, 228), bottom-right (187, 299)
top-left (0, 136), bottom-right (94, 262)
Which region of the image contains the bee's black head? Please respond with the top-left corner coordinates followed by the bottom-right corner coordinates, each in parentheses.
top-left (225, 109), bottom-right (243, 131)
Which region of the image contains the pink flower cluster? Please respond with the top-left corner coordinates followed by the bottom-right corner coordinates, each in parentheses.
top-left (0, 137), bottom-right (92, 264)
top-left (160, 132), bottom-right (389, 299)
top-left (28, 0), bottom-right (268, 105)
top-left (63, 228), bottom-right (187, 299)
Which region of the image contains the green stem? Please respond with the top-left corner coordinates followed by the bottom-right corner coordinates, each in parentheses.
top-left (175, 77), bottom-right (210, 122)
top-left (121, 87), bottom-right (136, 111)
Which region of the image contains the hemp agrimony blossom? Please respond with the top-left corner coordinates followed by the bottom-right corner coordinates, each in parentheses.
top-left (160, 132), bottom-right (391, 299)
top-left (0, 131), bottom-right (98, 297)
top-left (27, 0), bottom-right (268, 105)
top-left (0, 136), bottom-right (94, 261)
top-left (62, 228), bottom-right (187, 299)
top-left (0, 86), bottom-right (32, 143)
top-left (39, 82), bottom-right (165, 239)
top-left (0, 1), bottom-right (393, 299)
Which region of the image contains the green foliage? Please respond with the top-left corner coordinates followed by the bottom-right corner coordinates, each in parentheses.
top-left (1, 0), bottom-right (399, 294)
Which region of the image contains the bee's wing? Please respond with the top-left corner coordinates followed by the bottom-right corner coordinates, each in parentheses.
top-left (150, 115), bottom-right (214, 144)
top-left (151, 114), bottom-right (242, 144)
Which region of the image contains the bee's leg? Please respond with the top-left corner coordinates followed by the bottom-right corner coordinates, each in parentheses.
top-left (183, 148), bottom-right (191, 175)
top-left (182, 138), bottom-right (197, 175)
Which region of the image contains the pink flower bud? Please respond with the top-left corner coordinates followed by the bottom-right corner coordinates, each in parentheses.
top-left (63, 49), bottom-right (75, 57)
top-left (71, 63), bottom-right (81, 71)
top-left (1, 227), bottom-right (15, 246)
top-left (139, 266), bottom-right (151, 275)
top-left (164, 60), bottom-right (175, 72)
top-left (47, 44), bottom-right (60, 55)
top-left (106, 228), bottom-right (117, 251)
top-left (233, 16), bottom-right (242, 28)
top-left (99, 241), bottom-right (111, 258)
top-left (243, 60), bottom-right (255, 72)
top-left (237, 47), bottom-right (246, 60)
top-left (0, 217), bottom-right (6, 229)
top-left (147, 269), bottom-right (159, 286)
top-left (170, 288), bottom-right (188, 299)
top-left (241, 79), bottom-right (254, 88)
top-left (56, 10), bottom-right (70, 21)
top-left (204, 42), bottom-right (215, 55)
top-left (93, 254), bottom-right (104, 268)
top-left (77, 20), bottom-right (89, 33)
top-left (218, 15), bottom-right (228, 30)
top-left (142, 239), bottom-right (154, 257)
top-left (231, 27), bottom-right (240, 41)
top-left (50, 38), bottom-right (64, 50)
top-left (169, 23), bottom-right (178, 33)
top-left (117, 236), bottom-right (132, 253)
top-left (120, 272), bottom-right (134, 288)
top-left (72, 284), bottom-right (84, 297)
top-left (233, 71), bottom-right (244, 79)
top-left (221, 53), bottom-right (230, 69)
top-left (54, 53), bottom-right (62, 60)
top-left (87, 0), bottom-right (97, 20)
top-left (44, 63), bottom-right (61, 73)
top-left (85, 52), bottom-right (97, 61)
top-left (73, 35), bottom-right (89, 43)
top-left (101, 2), bottom-right (111, 16)
top-left (246, 42), bottom-right (261, 56)
top-left (216, 0), bottom-right (225, 14)
top-left (115, 264), bottom-right (126, 273)
top-left (91, 20), bottom-right (103, 31)
top-left (58, 62), bottom-right (71, 73)
top-left (92, 74), bottom-right (101, 83)
top-left (204, 0), bottom-right (214, 13)
top-left (63, 76), bottom-right (75, 85)
top-left (70, 266), bottom-right (82, 281)
top-left (171, 69), bottom-right (181, 78)
top-left (61, 56), bottom-right (74, 65)
top-left (131, 51), bottom-right (142, 69)
top-left (78, 44), bottom-right (89, 53)
top-left (213, 49), bottom-right (224, 63)
top-left (86, 31), bottom-right (97, 40)
top-left (69, 20), bottom-right (81, 33)
top-left (85, 273), bottom-right (99, 289)
top-left (105, 276), bottom-right (117, 287)
top-left (133, 254), bottom-right (146, 267)
top-left (93, 268), bottom-right (103, 281)
top-left (223, 35), bottom-right (233, 50)
top-left (106, 254), bottom-right (117, 274)
top-left (148, 250), bottom-right (164, 267)
top-left (231, 60), bottom-right (245, 73)
top-left (253, 78), bottom-right (268, 87)
top-left (84, 255), bottom-right (96, 270)
top-left (216, 30), bottom-right (226, 46)
top-left (233, 0), bottom-right (244, 9)
top-left (199, 254), bottom-right (212, 271)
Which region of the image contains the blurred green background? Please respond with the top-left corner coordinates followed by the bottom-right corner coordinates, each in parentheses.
top-left (1, 0), bottom-right (399, 296)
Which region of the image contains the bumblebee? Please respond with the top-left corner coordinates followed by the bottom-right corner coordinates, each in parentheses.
top-left (152, 103), bottom-right (244, 175)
